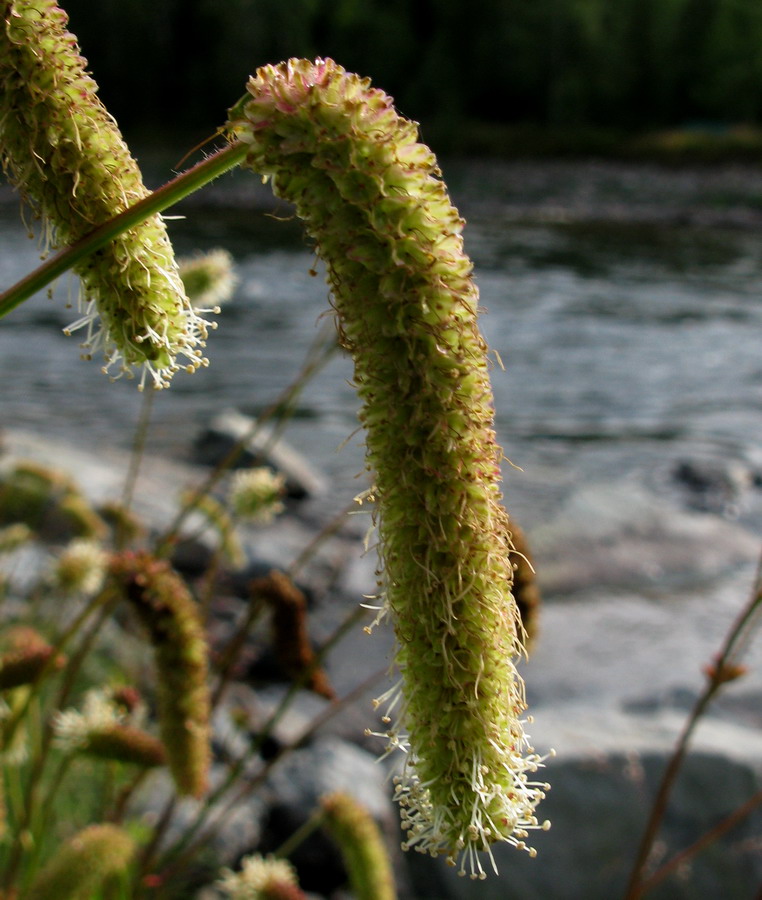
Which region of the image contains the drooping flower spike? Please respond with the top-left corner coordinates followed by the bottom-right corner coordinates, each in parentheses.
top-left (0, 0), bottom-right (214, 387)
top-left (109, 551), bottom-right (211, 797)
top-left (250, 569), bottom-right (335, 700)
top-left (320, 791), bottom-right (396, 900)
top-left (227, 58), bottom-right (550, 876)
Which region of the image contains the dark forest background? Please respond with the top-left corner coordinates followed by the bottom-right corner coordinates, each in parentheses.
top-left (61, 0), bottom-right (762, 152)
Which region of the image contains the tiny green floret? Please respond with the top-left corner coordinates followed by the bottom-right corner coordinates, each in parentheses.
top-left (0, 0), bottom-right (214, 388)
top-left (227, 58), bottom-right (551, 876)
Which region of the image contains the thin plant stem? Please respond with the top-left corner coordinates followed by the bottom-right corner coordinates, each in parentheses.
top-left (624, 552), bottom-right (762, 898)
top-left (110, 768), bottom-right (152, 825)
top-left (119, 388), bottom-right (156, 544)
top-left (133, 795), bottom-right (178, 900)
top-left (0, 141), bottom-right (248, 318)
top-left (287, 496), bottom-right (362, 580)
top-left (210, 596), bottom-right (265, 711)
top-left (20, 752), bottom-right (74, 894)
top-left (147, 603), bottom-right (370, 879)
top-left (2, 588), bottom-right (120, 891)
top-left (638, 787), bottom-right (762, 894)
top-left (156, 321), bottom-right (338, 554)
top-left (51, 592), bottom-right (123, 721)
top-left (273, 808), bottom-right (325, 859)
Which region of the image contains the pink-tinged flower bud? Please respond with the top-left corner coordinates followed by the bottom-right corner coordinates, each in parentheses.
top-left (109, 551), bottom-right (210, 796)
top-left (0, 626), bottom-right (64, 690)
top-left (320, 791), bottom-right (396, 900)
top-left (0, 0), bottom-right (214, 388)
top-left (25, 823), bottom-right (135, 900)
top-left (227, 59), bottom-right (550, 876)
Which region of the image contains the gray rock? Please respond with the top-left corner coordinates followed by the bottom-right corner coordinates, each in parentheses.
top-left (132, 765), bottom-right (267, 866)
top-left (194, 409), bottom-right (328, 499)
top-left (672, 457), bottom-right (756, 515)
top-left (265, 735), bottom-right (393, 820)
top-left (530, 482), bottom-right (759, 597)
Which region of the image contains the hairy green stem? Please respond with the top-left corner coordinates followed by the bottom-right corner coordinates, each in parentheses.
top-left (0, 141), bottom-right (247, 319)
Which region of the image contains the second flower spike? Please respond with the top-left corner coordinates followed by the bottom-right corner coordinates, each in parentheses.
top-left (0, 0), bottom-right (215, 388)
top-left (227, 58), bottom-right (550, 877)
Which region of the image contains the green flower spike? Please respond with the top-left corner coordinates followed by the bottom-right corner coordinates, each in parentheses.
top-left (25, 823), bottom-right (135, 900)
top-left (0, 460), bottom-right (106, 540)
top-left (227, 59), bottom-right (551, 877)
top-left (109, 551), bottom-right (210, 797)
top-left (320, 791), bottom-right (396, 900)
top-left (0, 0), bottom-right (215, 388)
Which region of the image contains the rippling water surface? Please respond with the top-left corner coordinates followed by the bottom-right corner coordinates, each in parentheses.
top-left (3, 160), bottom-right (762, 528)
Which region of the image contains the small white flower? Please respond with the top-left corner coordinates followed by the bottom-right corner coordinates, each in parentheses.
top-left (53, 538), bottom-right (108, 595)
top-left (53, 688), bottom-right (124, 753)
top-left (217, 854), bottom-right (298, 899)
top-left (178, 248), bottom-right (238, 310)
top-left (228, 468), bottom-right (286, 523)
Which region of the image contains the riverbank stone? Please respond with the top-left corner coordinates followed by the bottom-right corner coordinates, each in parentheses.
top-left (2, 428), bottom-right (762, 898)
top-left (193, 409), bottom-right (328, 499)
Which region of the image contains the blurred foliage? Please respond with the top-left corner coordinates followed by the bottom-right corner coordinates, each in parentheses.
top-left (60, 0), bottom-right (762, 147)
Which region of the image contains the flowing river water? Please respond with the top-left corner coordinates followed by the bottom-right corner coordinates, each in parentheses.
top-left (5, 157), bottom-right (762, 899)
top-left (3, 158), bottom-right (762, 542)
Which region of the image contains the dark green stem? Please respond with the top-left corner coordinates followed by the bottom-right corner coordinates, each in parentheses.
top-left (0, 141), bottom-right (247, 318)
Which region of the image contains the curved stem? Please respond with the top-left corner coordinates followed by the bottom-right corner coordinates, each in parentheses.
top-left (0, 141), bottom-right (248, 318)
top-left (638, 787), bottom-right (762, 894)
top-left (624, 553), bottom-right (762, 898)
